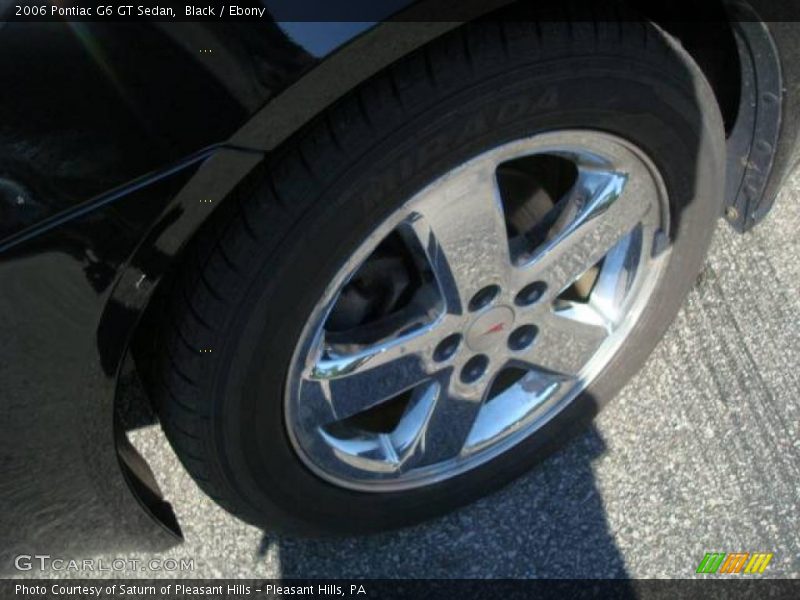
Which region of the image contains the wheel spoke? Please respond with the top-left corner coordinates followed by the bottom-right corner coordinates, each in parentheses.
top-left (515, 166), bottom-right (656, 299)
top-left (515, 305), bottom-right (610, 377)
top-left (316, 382), bottom-right (440, 472)
top-left (465, 368), bottom-right (571, 452)
top-left (401, 371), bottom-right (486, 469)
top-left (586, 231), bottom-right (636, 325)
top-left (302, 325), bottom-right (443, 422)
top-left (405, 160), bottom-right (512, 314)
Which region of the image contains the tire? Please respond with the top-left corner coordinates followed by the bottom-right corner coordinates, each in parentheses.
top-left (154, 18), bottom-right (725, 534)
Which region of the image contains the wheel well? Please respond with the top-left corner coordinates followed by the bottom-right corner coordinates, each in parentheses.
top-left (648, 16), bottom-right (741, 134)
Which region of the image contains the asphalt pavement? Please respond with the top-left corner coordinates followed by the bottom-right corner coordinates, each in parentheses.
top-left (53, 170), bottom-right (800, 579)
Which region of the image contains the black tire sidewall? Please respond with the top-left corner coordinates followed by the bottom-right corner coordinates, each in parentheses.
top-left (207, 56), bottom-right (724, 533)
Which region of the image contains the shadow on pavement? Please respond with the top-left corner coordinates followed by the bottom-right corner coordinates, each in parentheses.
top-left (258, 426), bottom-right (631, 579)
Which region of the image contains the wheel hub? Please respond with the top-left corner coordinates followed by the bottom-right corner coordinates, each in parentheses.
top-left (465, 305), bottom-right (515, 352)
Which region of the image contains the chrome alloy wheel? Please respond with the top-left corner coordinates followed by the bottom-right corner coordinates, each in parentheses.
top-left (285, 130), bottom-right (670, 492)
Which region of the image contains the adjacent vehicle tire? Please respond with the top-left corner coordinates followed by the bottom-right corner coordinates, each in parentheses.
top-left (154, 19), bottom-right (725, 533)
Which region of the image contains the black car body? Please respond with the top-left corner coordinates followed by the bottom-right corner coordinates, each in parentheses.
top-left (1, 0), bottom-right (799, 566)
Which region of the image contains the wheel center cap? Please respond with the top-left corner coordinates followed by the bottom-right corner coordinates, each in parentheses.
top-left (466, 306), bottom-right (515, 352)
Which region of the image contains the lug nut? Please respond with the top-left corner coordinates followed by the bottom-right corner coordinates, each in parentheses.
top-left (433, 334), bottom-right (462, 362)
top-left (508, 325), bottom-right (538, 351)
top-left (515, 281), bottom-right (547, 306)
top-left (469, 285), bottom-right (500, 312)
top-left (461, 355), bottom-right (489, 383)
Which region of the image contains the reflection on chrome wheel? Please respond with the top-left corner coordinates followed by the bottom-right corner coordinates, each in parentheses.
top-left (285, 130), bottom-right (670, 492)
